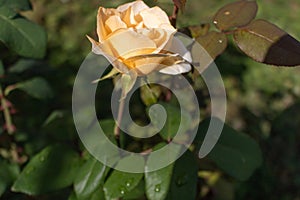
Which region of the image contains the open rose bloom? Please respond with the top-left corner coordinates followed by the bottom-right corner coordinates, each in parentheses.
top-left (88, 0), bottom-right (192, 76)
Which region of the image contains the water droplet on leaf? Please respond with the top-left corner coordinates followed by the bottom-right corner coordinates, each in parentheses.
top-left (176, 175), bottom-right (188, 187)
top-left (126, 180), bottom-right (132, 187)
top-left (40, 156), bottom-right (45, 162)
top-left (213, 20), bottom-right (218, 25)
top-left (26, 167), bottom-right (35, 174)
top-left (120, 187), bottom-right (125, 195)
top-left (224, 11), bottom-right (230, 15)
top-left (154, 184), bottom-right (161, 192)
top-left (218, 39), bottom-right (223, 43)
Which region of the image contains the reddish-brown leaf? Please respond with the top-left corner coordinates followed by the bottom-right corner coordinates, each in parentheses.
top-left (196, 31), bottom-right (228, 59)
top-left (234, 19), bottom-right (300, 66)
top-left (213, 0), bottom-right (258, 31)
top-left (190, 24), bottom-right (210, 38)
top-left (178, 24), bottom-right (210, 38)
top-left (192, 31), bottom-right (228, 73)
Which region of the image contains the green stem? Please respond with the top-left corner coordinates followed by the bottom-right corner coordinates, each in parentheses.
top-left (114, 89), bottom-right (126, 142)
top-left (223, 30), bottom-right (235, 35)
top-left (0, 85), bottom-right (15, 134)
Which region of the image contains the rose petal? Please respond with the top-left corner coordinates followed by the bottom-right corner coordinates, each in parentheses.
top-left (105, 29), bottom-right (156, 59)
top-left (119, 1), bottom-right (149, 27)
top-left (124, 54), bottom-right (167, 75)
top-left (97, 8), bottom-right (108, 42)
top-left (159, 23), bottom-right (176, 31)
top-left (117, 0), bottom-right (149, 14)
top-left (124, 53), bottom-right (188, 75)
top-left (137, 28), bottom-right (174, 54)
top-left (135, 63), bottom-right (161, 75)
top-left (139, 7), bottom-right (173, 29)
top-left (135, 21), bottom-right (144, 29)
top-left (97, 8), bottom-right (121, 42)
top-left (122, 7), bottom-right (137, 26)
top-left (164, 36), bottom-right (192, 62)
top-left (159, 63), bottom-right (191, 75)
top-left (87, 35), bottom-right (130, 74)
top-left (105, 15), bottom-right (127, 33)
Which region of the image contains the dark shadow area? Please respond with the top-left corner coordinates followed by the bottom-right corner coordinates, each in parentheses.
top-left (264, 34), bottom-right (300, 66)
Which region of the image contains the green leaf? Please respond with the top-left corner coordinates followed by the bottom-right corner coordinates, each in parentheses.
top-left (158, 103), bottom-right (191, 141)
top-left (0, 160), bottom-right (19, 197)
top-left (0, 9), bottom-right (46, 58)
top-left (0, 7), bottom-right (16, 19)
top-left (272, 103), bottom-right (300, 135)
top-left (6, 77), bottom-right (53, 99)
top-left (195, 118), bottom-right (263, 181)
top-left (190, 24), bottom-right (211, 38)
top-left (145, 143), bottom-right (174, 200)
top-left (92, 67), bottom-right (119, 83)
top-left (90, 187), bottom-right (106, 200)
top-left (100, 119), bottom-right (117, 146)
top-left (0, 60), bottom-right (4, 76)
top-left (123, 179), bottom-right (145, 200)
top-left (12, 144), bottom-right (80, 195)
top-left (42, 110), bottom-right (65, 126)
top-left (68, 191), bottom-right (78, 200)
top-left (8, 59), bottom-right (37, 73)
top-left (74, 157), bottom-right (107, 200)
top-left (212, 177), bottom-right (235, 200)
top-left (69, 188), bottom-right (105, 200)
top-left (0, 0), bottom-right (32, 11)
top-left (233, 19), bottom-right (300, 66)
top-left (213, 0), bottom-right (258, 31)
top-left (166, 150), bottom-right (198, 200)
top-left (103, 155), bottom-right (144, 199)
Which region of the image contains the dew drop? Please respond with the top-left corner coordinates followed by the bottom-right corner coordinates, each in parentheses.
top-left (154, 184), bottom-right (161, 192)
top-left (224, 11), bottom-right (230, 15)
top-left (176, 179), bottom-right (183, 186)
top-left (218, 40), bottom-right (223, 44)
top-left (26, 167), bottom-right (35, 174)
top-left (125, 178), bottom-right (133, 187)
top-left (213, 20), bottom-right (218, 25)
top-left (120, 187), bottom-right (126, 195)
top-left (176, 175), bottom-right (188, 187)
top-left (40, 156), bottom-right (45, 162)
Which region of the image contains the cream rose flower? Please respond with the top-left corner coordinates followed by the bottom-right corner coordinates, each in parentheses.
top-left (88, 0), bottom-right (192, 76)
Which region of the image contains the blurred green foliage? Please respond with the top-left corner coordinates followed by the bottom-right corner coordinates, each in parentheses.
top-left (0, 0), bottom-right (300, 199)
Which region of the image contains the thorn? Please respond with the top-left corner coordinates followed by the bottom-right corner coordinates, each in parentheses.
top-left (10, 108), bottom-right (18, 114)
top-left (3, 123), bottom-right (16, 133)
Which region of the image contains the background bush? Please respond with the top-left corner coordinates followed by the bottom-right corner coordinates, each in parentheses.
top-left (0, 0), bottom-right (300, 199)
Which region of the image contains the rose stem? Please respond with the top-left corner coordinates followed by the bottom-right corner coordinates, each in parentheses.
top-left (113, 89), bottom-right (126, 145)
top-left (0, 85), bottom-right (15, 134)
top-left (169, 4), bottom-right (179, 28)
